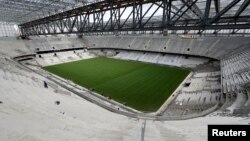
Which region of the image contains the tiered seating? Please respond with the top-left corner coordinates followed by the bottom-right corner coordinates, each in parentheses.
top-left (28, 37), bottom-right (85, 52)
top-left (117, 36), bottom-right (133, 49)
top-left (221, 48), bottom-right (250, 93)
top-left (113, 51), bottom-right (209, 68)
top-left (147, 37), bottom-right (168, 51)
top-left (174, 91), bottom-right (220, 106)
top-left (67, 38), bottom-right (86, 47)
top-left (35, 51), bottom-right (95, 66)
top-left (164, 71), bottom-right (221, 116)
top-left (106, 36), bottom-right (123, 48)
top-left (30, 38), bottom-right (52, 51)
top-left (131, 37), bottom-right (150, 50)
top-left (220, 48), bottom-right (250, 113)
top-left (1, 56), bottom-right (152, 141)
top-left (84, 35), bottom-right (250, 59)
top-left (2, 36), bottom-right (250, 140)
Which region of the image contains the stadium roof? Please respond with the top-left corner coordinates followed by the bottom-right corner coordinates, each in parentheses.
top-left (0, 0), bottom-right (100, 23)
top-left (1, 0), bottom-right (250, 24)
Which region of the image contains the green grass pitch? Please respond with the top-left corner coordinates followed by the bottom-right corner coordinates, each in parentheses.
top-left (44, 57), bottom-right (190, 112)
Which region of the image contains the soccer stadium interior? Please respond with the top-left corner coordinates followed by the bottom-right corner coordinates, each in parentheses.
top-left (0, 0), bottom-right (250, 140)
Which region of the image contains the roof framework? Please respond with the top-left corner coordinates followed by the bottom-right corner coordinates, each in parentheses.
top-left (2, 0), bottom-right (248, 36)
top-left (0, 0), bottom-right (99, 23)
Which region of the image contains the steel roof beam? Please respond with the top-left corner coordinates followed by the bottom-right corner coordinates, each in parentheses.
top-left (214, 0), bottom-right (220, 14)
top-left (234, 0), bottom-right (250, 18)
top-left (153, 2), bottom-right (193, 19)
top-left (209, 0), bottom-right (241, 24)
top-left (181, 0), bottom-right (203, 19)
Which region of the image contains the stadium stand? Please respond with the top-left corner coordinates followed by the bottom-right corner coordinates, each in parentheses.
top-left (163, 71), bottom-right (221, 117)
top-left (112, 51), bottom-right (209, 68)
top-left (1, 0), bottom-right (250, 140)
top-left (33, 51), bottom-right (95, 67)
top-left (13, 35), bottom-right (250, 114)
top-left (0, 35), bottom-right (250, 140)
top-left (220, 47), bottom-right (250, 114)
top-left (84, 36), bottom-right (250, 59)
